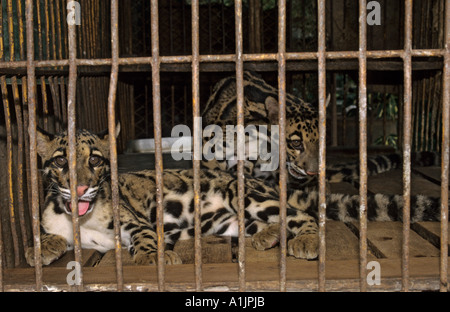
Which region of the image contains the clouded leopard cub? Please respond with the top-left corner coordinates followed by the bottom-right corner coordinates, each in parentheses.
top-left (25, 125), bottom-right (443, 266)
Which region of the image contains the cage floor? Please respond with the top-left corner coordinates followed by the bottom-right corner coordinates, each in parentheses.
top-left (3, 167), bottom-right (449, 291)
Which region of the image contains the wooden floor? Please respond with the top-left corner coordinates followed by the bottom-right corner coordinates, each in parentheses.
top-left (3, 166), bottom-right (449, 291)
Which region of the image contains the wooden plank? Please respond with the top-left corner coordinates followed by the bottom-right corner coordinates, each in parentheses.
top-left (244, 221), bottom-right (364, 262)
top-left (367, 169), bottom-right (442, 197)
top-left (414, 166), bottom-right (449, 187)
top-left (412, 221), bottom-right (450, 253)
top-left (97, 236), bottom-right (232, 267)
top-left (98, 222), bottom-right (363, 266)
top-left (324, 221), bottom-right (375, 260)
top-left (97, 249), bottom-right (134, 267)
top-left (348, 221), bottom-right (440, 259)
top-left (4, 257), bottom-right (450, 291)
top-left (51, 249), bottom-right (103, 267)
top-left (173, 236), bottom-right (232, 264)
top-left (17, 249), bottom-right (102, 268)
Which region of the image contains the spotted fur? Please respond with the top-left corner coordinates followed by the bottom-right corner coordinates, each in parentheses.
top-left (25, 126), bottom-right (444, 266)
top-left (201, 71), bottom-right (440, 187)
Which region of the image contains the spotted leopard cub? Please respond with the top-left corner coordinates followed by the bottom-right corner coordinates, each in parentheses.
top-left (25, 125), bottom-right (320, 266)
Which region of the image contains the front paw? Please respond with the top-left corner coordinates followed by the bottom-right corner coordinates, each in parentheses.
top-left (133, 250), bottom-right (182, 265)
top-left (287, 233), bottom-right (319, 260)
top-left (25, 234), bottom-right (68, 266)
top-left (252, 223), bottom-right (280, 250)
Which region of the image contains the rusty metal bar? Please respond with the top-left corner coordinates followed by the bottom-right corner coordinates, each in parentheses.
top-left (7, 0), bottom-right (15, 61)
top-left (277, 0), bottom-right (287, 293)
top-left (67, 0), bottom-right (83, 291)
top-left (49, 0), bottom-right (57, 60)
top-left (235, 0), bottom-right (246, 292)
top-left (358, 0), bottom-right (368, 293)
top-left (5, 0), bottom-right (21, 268)
top-left (440, 0), bottom-right (450, 293)
top-left (402, 0), bottom-right (413, 292)
top-left (0, 76), bottom-right (20, 267)
top-left (0, 0), bottom-right (3, 61)
top-left (21, 75), bottom-right (33, 248)
top-left (25, 0), bottom-right (43, 291)
top-left (40, 77), bottom-right (49, 131)
top-left (55, 0), bottom-right (62, 61)
top-left (11, 76), bottom-right (29, 252)
top-left (35, 0), bottom-right (42, 60)
top-left (0, 48), bottom-right (447, 70)
top-left (44, 0), bottom-right (50, 60)
top-left (317, 0), bottom-right (327, 292)
top-left (191, 0), bottom-right (203, 291)
top-left (150, 0), bottom-right (165, 292)
top-left (107, 0), bottom-right (124, 292)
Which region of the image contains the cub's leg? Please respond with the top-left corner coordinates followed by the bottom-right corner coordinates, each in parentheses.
top-left (249, 222), bottom-right (279, 250)
top-left (122, 209), bottom-right (182, 265)
top-left (285, 213), bottom-right (319, 260)
top-left (25, 233), bottom-right (68, 266)
top-left (241, 185), bottom-right (319, 259)
top-left (127, 225), bottom-right (182, 265)
top-left (250, 210), bottom-right (319, 260)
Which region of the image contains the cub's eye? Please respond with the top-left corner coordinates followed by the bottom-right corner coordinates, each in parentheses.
top-left (89, 155), bottom-right (102, 167)
top-left (54, 156), bottom-right (67, 168)
top-left (290, 140), bottom-right (304, 151)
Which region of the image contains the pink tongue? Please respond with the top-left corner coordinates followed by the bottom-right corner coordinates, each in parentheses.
top-left (69, 201), bottom-right (90, 216)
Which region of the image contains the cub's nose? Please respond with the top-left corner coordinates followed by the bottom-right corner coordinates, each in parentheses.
top-left (77, 185), bottom-right (89, 197)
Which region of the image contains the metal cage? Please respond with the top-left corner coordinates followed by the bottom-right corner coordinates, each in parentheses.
top-left (0, 0), bottom-right (449, 292)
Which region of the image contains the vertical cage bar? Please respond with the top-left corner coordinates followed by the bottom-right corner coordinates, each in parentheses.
top-left (44, 0), bottom-right (50, 60)
top-left (401, 0), bottom-right (413, 292)
top-left (22, 76), bottom-right (33, 245)
top-left (55, 0), bottom-right (63, 61)
top-left (150, 0), bottom-right (165, 292)
top-left (440, 0), bottom-right (450, 293)
top-left (358, 0), bottom-right (368, 292)
top-left (235, 0), bottom-right (246, 292)
top-left (6, 0), bottom-right (20, 268)
top-left (40, 77), bottom-right (49, 131)
top-left (191, 0), bottom-right (203, 291)
top-left (108, 0), bottom-right (124, 292)
top-left (277, 0), bottom-right (287, 293)
top-left (26, 0), bottom-right (43, 291)
top-left (317, 0), bottom-right (327, 292)
top-left (49, 0), bottom-right (57, 60)
top-left (7, 0), bottom-right (15, 61)
top-left (35, 0), bottom-right (43, 60)
top-left (12, 76), bottom-right (29, 252)
top-left (0, 76), bottom-right (20, 267)
top-left (16, 0), bottom-right (24, 60)
top-left (0, 0), bottom-right (3, 60)
top-left (67, 0), bottom-right (83, 291)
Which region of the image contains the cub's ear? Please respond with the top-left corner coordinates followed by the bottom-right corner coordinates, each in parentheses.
top-left (31, 126), bottom-right (54, 158)
top-left (97, 122), bottom-right (121, 140)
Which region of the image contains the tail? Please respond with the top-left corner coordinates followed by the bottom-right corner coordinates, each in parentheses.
top-left (326, 151), bottom-right (440, 183)
top-left (288, 190), bottom-right (442, 223)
